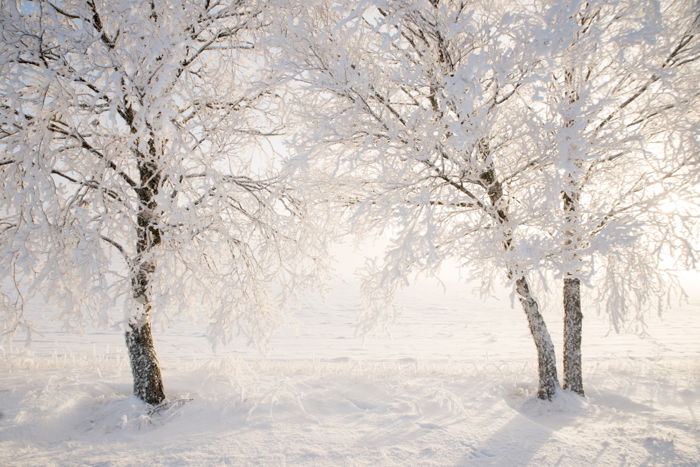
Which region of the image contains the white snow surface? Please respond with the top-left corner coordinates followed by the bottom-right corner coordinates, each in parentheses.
top-left (1, 274), bottom-right (699, 466)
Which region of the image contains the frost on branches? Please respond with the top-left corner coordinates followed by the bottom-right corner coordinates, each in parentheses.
top-left (278, 0), bottom-right (698, 400)
top-left (531, 0), bottom-right (700, 395)
top-left (278, 0), bottom-right (562, 399)
top-left (1, 0), bottom-right (697, 406)
top-left (0, 0), bottom-right (325, 405)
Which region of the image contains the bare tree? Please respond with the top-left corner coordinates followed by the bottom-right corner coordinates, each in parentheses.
top-left (0, 0), bottom-right (323, 405)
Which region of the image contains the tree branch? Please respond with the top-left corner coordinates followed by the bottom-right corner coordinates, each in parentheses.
top-left (47, 121), bottom-right (137, 189)
top-left (50, 169), bottom-right (124, 202)
top-left (100, 235), bottom-right (129, 261)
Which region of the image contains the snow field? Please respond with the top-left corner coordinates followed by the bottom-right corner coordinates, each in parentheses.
top-left (1, 276), bottom-right (699, 465)
top-left (1, 356), bottom-right (698, 466)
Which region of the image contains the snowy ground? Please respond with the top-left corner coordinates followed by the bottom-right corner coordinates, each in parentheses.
top-left (1, 273), bottom-right (699, 466)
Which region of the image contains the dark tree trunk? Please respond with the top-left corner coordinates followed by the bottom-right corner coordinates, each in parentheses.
top-left (562, 183), bottom-right (585, 396)
top-left (126, 253), bottom-right (165, 405)
top-left (563, 277), bottom-right (584, 395)
top-left (125, 311), bottom-right (164, 405)
top-left (561, 62), bottom-right (585, 397)
top-left (125, 132), bottom-right (165, 405)
top-left (515, 276), bottom-right (561, 400)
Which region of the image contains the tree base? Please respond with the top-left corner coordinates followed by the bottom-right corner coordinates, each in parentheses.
top-left (126, 322), bottom-right (165, 406)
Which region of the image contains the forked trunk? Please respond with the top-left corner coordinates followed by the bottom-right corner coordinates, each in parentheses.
top-left (563, 277), bottom-right (584, 395)
top-left (515, 276), bottom-right (561, 400)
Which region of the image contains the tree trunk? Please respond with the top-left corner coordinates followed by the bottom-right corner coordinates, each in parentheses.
top-left (515, 276), bottom-right (561, 400)
top-left (563, 277), bottom-right (584, 395)
top-left (125, 310), bottom-right (165, 405)
top-left (126, 256), bottom-right (165, 405)
top-left (562, 188), bottom-right (584, 396)
top-left (562, 62), bottom-right (585, 396)
top-left (478, 157), bottom-right (561, 401)
top-left (125, 133), bottom-right (165, 405)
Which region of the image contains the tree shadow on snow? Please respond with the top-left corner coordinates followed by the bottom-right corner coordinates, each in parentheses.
top-left (458, 386), bottom-right (587, 466)
top-left (459, 412), bottom-right (552, 466)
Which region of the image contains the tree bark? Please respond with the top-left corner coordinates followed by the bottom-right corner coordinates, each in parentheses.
top-left (125, 308), bottom-right (165, 405)
top-left (125, 134), bottom-right (165, 405)
top-left (126, 254), bottom-right (165, 405)
top-left (479, 157), bottom-right (561, 400)
top-left (561, 59), bottom-right (585, 397)
top-left (515, 276), bottom-right (561, 400)
top-left (562, 186), bottom-right (585, 395)
top-left (563, 277), bottom-right (584, 395)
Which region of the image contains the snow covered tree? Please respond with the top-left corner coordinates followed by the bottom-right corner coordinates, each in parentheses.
top-left (278, 0), bottom-right (563, 399)
top-left (532, 0), bottom-right (700, 395)
top-left (0, 0), bottom-right (323, 405)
